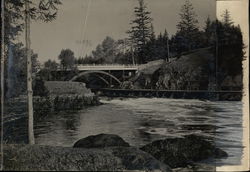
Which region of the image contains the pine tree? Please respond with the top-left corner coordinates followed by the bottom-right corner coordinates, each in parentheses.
top-left (204, 16), bottom-right (214, 46)
top-left (150, 24), bottom-right (156, 41)
top-left (176, 0), bottom-right (199, 51)
top-left (221, 9), bottom-right (233, 26)
top-left (145, 24), bottom-right (156, 62)
top-left (163, 30), bottom-right (170, 62)
top-left (204, 16), bottom-right (211, 33)
top-left (127, 0), bottom-right (153, 64)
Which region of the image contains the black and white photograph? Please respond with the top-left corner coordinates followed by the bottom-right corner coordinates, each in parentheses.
top-left (0, 0), bottom-right (249, 171)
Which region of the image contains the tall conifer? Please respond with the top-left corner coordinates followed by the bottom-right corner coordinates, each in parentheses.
top-left (127, 0), bottom-right (152, 64)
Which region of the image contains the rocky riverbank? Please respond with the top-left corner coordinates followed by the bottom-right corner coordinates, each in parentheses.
top-left (2, 134), bottom-right (227, 171)
top-left (127, 49), bottom-right (242, 101)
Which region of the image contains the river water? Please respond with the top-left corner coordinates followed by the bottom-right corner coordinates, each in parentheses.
top-left (35, 98), bottom-right (243, 166)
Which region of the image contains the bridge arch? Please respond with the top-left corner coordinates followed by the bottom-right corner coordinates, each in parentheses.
top-left (70, 70), bottom-right (122, 85)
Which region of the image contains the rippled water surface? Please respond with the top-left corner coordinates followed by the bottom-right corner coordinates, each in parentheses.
top-left (35, 98), bottom-right (243, 166)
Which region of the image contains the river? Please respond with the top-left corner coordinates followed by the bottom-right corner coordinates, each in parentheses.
top-left (34, 98), bottom-right (243, 166)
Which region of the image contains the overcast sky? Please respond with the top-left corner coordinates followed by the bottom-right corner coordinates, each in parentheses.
top-left (20, 0), bottom-right (218, 63)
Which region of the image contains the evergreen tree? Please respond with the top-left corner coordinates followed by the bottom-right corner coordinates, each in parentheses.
top-left (150, 24), bottom-right (156, 41)
top-left (204, 16), bottom-right (213, 46)
top-left (163, 30), bottom-right (170, 61)
top-left (204, 16), bottom-right (211, 33)
top-left (176, 0), bottom-right (199, 51)
top-left (144, 24), bottom-right (156, 62)
top-left (221, 9), bottom-right (233, 26)
top-left (127, 0), bottom-right (153, 64)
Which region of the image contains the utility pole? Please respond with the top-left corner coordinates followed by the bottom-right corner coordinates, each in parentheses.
top-left (131, 45), bottom-right (135, 65)
top-left (166, 37), bottom-right (170, 62)
top-left (25, 0), bottom-right (35, 144)
top-left (132, 48), bottom-right (135, 65)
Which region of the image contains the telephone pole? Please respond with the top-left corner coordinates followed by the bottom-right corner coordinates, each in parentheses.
top-left (166, 37), bottom-right (170, 62)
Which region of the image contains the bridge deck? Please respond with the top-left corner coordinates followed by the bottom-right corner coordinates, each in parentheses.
top-left (77, 65), bottom-right (139, 71)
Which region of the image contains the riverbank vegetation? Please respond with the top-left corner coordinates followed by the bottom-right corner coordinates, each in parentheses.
top-left (3, 134), bottom-right (228, 171)
top-left (6, 80), bottom-right (101, 119)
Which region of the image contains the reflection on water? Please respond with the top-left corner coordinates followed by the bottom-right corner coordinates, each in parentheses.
top-left (35, 98), bottom-right (243, 166)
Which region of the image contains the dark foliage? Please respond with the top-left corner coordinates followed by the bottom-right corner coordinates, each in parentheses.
top-left (58, 49), bottom-right (76, 70)
top-left (3, 0), bottom-right (62, 98)
top-left (33, 77), bottom-right (49, 97)
top-left (5, 43), bottom-right (39, 98)
top-left (141, 134), bottom-right (228, 168)
top-left (3, 0), bottom-right (62, 46)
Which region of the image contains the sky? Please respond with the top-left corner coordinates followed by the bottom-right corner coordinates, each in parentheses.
top-left (19, 0), bottom-right (216, 63)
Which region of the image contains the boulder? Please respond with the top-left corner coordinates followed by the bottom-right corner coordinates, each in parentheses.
top-left (172, 163), bottom-right (216, 172)
top-left (110, 146), bottom-right (172, 171)
top-left (3, 144), bottom-right (171, 172)
top-left (140, 134), bottom-right (228, 168)
top-left (73, 134), bottom-right (130, 148)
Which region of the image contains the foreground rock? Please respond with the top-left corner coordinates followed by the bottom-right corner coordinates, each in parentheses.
top-left (140, 134), bottom-right (228, 168)
top-left (73, 134), bottom-right (130, 148)
top-left (172, 163), bottom-right (216, 172)
top-left (3, 144), bottom-right (171, 171)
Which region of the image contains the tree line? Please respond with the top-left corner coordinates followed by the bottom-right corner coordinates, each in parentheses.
top-left (49, 0), bottom-right (243, 77)
top-left (5, 0), bottom-right (244, 96)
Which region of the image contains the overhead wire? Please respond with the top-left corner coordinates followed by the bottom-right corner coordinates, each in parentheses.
top-left (78, 0), bottom-right (88, 58)
top-left (80, 0), bottom-right (92, 58)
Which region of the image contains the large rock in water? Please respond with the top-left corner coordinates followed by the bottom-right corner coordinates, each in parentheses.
top-left (3, 144), bottom-right (171, 171)
top-left (73, 134), bottom-right (130, 148)
top-left (140, 134), bottom-right (228, 168)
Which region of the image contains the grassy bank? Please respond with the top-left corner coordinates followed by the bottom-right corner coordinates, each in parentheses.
top-left (34, 95), bottom-right (100, 117)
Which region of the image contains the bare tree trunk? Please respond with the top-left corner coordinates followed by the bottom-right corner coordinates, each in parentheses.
top-left (25, 0), bottom-right (35, 144)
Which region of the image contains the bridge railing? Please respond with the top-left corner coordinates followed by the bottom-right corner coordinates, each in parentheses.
top-left (77, 64), bottom-right (139, 67)
top-left (52, 64), bottom-right (139, 71)
top-left (76, 64), bottom-right (139, 70)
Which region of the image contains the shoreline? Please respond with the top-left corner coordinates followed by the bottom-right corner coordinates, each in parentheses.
top-left (92, 88), bottom-right (242, 101)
